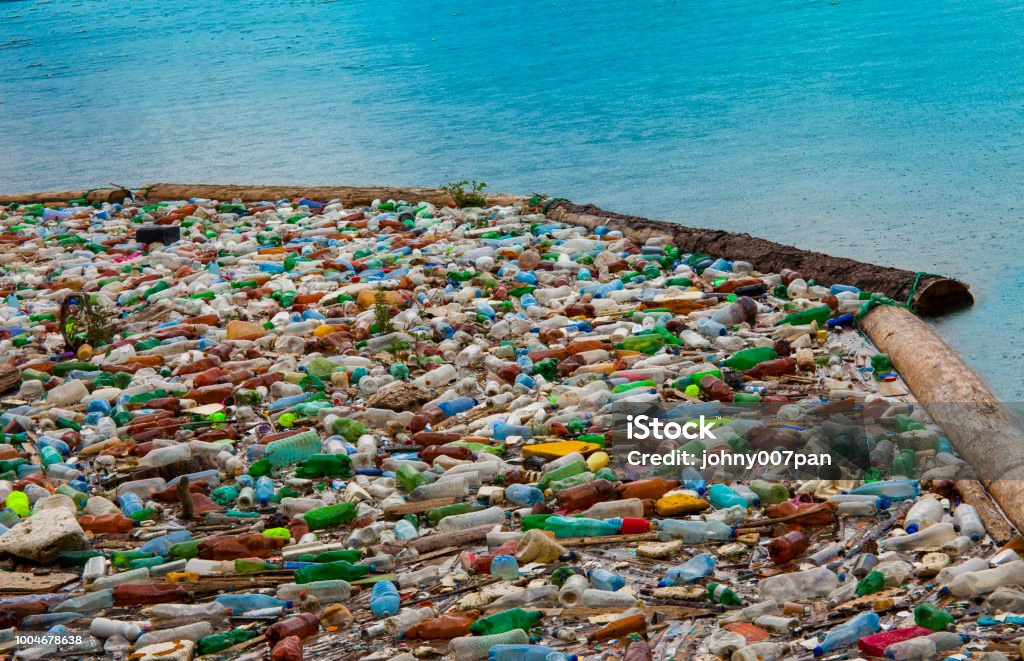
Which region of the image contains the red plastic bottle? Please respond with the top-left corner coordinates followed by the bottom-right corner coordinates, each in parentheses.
top-left (266, 613), bottom-right (320, 646)
top-left (744, 357), bottom-right (798, 379)
top-left (857, 626), bottom-right (933, 656)
top-left (768, 531), bottom-right (809, 564)
top-left (269, 635), bottom-right (303, 661)
top-left (422, 445), bottom-right (474, 464)
top-left (402, 610), bottom-right (480, 639)
top-left (617, 518), bottom-right (652, 534)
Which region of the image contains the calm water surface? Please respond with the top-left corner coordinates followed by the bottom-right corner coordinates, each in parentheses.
top-left (1, 0), bottom-right (1022, 398)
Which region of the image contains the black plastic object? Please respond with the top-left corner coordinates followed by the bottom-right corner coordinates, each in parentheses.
top-left (136, 225), bottom-right (180, 245)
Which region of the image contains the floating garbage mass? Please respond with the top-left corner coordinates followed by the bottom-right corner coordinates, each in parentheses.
top-left (0, 194), bottom-right (1015, 660)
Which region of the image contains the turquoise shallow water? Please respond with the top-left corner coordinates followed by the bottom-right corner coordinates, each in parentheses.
top-left (1, 0), bottom-right (1022, 398)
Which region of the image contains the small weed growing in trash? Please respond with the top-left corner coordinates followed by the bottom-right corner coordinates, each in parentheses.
top-left (373, 288), bottom-right (394, 335)
top-left (442, 179), bottom-right (488, 208)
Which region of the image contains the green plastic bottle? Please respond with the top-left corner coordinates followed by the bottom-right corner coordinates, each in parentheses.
top-left (169, 541), bottom-right (200, 559)
top-left (855, 569), bottom-right (885, 596)
top-left (748, 480), bottom-right (790, 505)
top-left (298, 549), bottom-right (363, 564)
top-left (468, 608), bottom-right (543, 636)
top-left (537, 460), bottom-right (588, 490)
top-left (617, 335), bottom-right (665, 354)
top-left (519, 514), bottom-right (554, 532)
top-left (547, 472), bottom-right (595, 495)
top-left (723, 347), bottom-right (778, 371)
top-left (396, 463), bottom-right (429, 492)
top-left (294, 560), bottom-right (369, 584)
top-left (111, 550), bottom-right (155, 567)
top-left (303, 502), bottom-right (357, 529)
top-left (706, 582), bottom-right (744, 606)
top-left (779, 305), bottom-right (831, 326)
top-left (331, 418), bottom-right (367, 442)
top-left (914, 603), bottom-right (954, 631)
top-left (197, 629), bottom-right (258, 655)
top-left (294, 454), bottom-right (352, 478)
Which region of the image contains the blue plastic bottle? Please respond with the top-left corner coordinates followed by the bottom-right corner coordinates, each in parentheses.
top-left (255, 476), bottom-right (275, 505)
top-left (848, 479), bottom-right (920, 501)
top-left (489, 645), bottom-right (574, 661)
top-left (493, 421), bottom-right (532, 441)
top-left (437, 397), bottom-right (477, 419)
top-left (215, 593), bottom-right (293, 615)
top-left (813, 611), bottom-right (880, 656)
top-left (505, 484), bottom-right (545, 507)
top-left (118, 492), bottom-right (144, 517)
top-left (588, 569), bottom-right (625, 592)
top-left (139, 530), bottom-right (192, 556)
top-left (680, 466), bottom-right (707, 494)
top-left (708, 483), bottom-right (751, 509)
top-left (370, 580), bottom-right (400, 617)
top-left (658, 552), bottom-right (716, 586)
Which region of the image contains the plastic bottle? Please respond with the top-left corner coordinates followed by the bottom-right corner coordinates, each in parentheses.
top-left (914, 603), bottom-right (954, 631)
top-left (658, 553), bottom-right (716, 586)
top-left (449, 629), bottom-right (530, 661)
top-left (848, 479), bottom-right (919, 500)
top-left (942, 561), bottom-right (1024, 598)
top-left (904, 497), bottom-right (944, 533)
top-left (706, 582), bottom-right (744, 606)
top-left (216, 593), bottom-right (293, 615)
top-left (884, 632), bottom-right (969, 660)
top-left (543, 516), bottom-right (618, 539)
top-left (504, 483), bottom-right (545, 506)
top-left (759, 567), bottom-right (839, 602)
top-left (768, 531), bottom-right (809, 564)
top-left (264, 430), bottom-right (322, 466)
top-left (266, 613), bottom-right (320, 645)
top-left (813, 611), bottom-right (880, 656)
top-left (469, 608), bottom-right (542, 635)
top-left (879, 522), bottom-right (957, 552)
top-left (488, 644), bottom-right (573, 661)
top-left (656, 519), bottom-right (733, 543)
top-left (270, 636), bottom-right (304, 661)
top-left (953, 503), bottom-right (986, 541)
top-left (491, 555), bottom-right (519, 580)
top-left (370, 581), bottom-right (401, 617)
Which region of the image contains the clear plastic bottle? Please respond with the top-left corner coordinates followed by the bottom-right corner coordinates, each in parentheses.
top-left (52, 589), bottom-right (114, 613)
top-left (410, 478), bottom-right (470, 503)
top-left (581, 588), bottom-right (640, 608)
top-left (953, 503), bottom-right (986, 541)
top-left (884, 632), bottom-right (968, 660)
top-left (582, 498), bottom-right (645, 520)
top-left (147, 602), bottom-right (231, 628)
top-left (731, 642), bottom-right (791, 661)
top-left (759, 567), bottom-right (839, 602)
top-left (449, 629), bottom-right (529, 661)
top-left (657, 519), bottom-right (733, 543)
top-left (813, 612), bottom-right (880, 656)
top-left (276, 579), bottom-right (351, 604)
top-left (134, 621), bottom-right (213, 648)
top-left (904, 497), bottom-right (944, 533)
top-left (941, 560), bottom-right (1024, 598)
top-left (879, 522), bottom-right (957, 552)
top-left (436, 506), bottom-right (505, 533)
top-left (558, 574), bottom-right (590, 607)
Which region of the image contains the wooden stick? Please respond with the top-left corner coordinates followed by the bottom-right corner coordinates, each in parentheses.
top-left (177, 476), bottom-right (194, 521)
top-left (860, 305), bottom-right (1024, 534)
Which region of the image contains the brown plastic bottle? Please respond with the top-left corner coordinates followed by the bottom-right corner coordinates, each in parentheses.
top-left (174, 358), bottom-right (220, 376)
top-left (556, 479), bottom-right (615, 512)
top-left (588, 612), bottom-right (647, 642)
top-left (714, 277), bottom-right (763, 294)
top-left (764, 500), bottom-right (836, 527)
top-left (744, 357), bottom-right (798, 379)
top-left (79, 513), bottom-right (137, 533)
top-left (112, 583), bottom-right (189, 606)
top-left (288, 517), bottom-right (310, 540)
top-left (401, 613), bottom-right (477, 638)
top-left (266, 613), bottom-right (320, 646)
top-left (698, 374), bottom-right (734, 402)
top-left (206, 533), bottom-right (286, 560)
top-left (422, 445), bottom-right (474, 464)
top-left (566, 339), bottom-right (610, 354)
top-left (192, 367), bottom-right (227, 388)
top-left (410, 431), bottom-right (462, 447)
top-left (496, 363), bottom-right (522, 384)
top-left (768, 530), bottom-right (809, 564)
top-left (615, 478), bottom-right (679, 501)
top-left (402, 610), bottom-right (480, 639)
top-left (745, 426), bottom-right (801, 451)
top-left (527, 347), bottom-right (568, 362)
top-left (184, 384), bottom-right (233, 405)
top-left (563, 302), bottom-right (596, 318)
top-left (270, 636), bottom-right (303, 661)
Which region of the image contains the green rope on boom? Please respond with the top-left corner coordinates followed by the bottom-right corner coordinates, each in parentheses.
top-left (853, 271), bottom-right (947, 328)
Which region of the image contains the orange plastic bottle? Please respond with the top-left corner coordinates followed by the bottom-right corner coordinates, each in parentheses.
top-left (588, 612), bottom-right (647, 642)
top-left (79, 513), bottom-right (137, 533)
top-left (615, 478), bottom-right (679, 501)
top-left (403, 610), bottom-right (480, 639)
top-left (266, 613), bottom-right (320, 646)
top-left (269, 636), bottom-right (303, 661)
top-left (744, 357), bottom-right (798, 379)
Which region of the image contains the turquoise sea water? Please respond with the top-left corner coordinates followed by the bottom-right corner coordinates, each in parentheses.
top-left (2, 0), bottom-right (1022, 399)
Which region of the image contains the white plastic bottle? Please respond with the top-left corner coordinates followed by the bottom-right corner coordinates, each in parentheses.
top-left (759, 567), bottom-right (838, 602)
